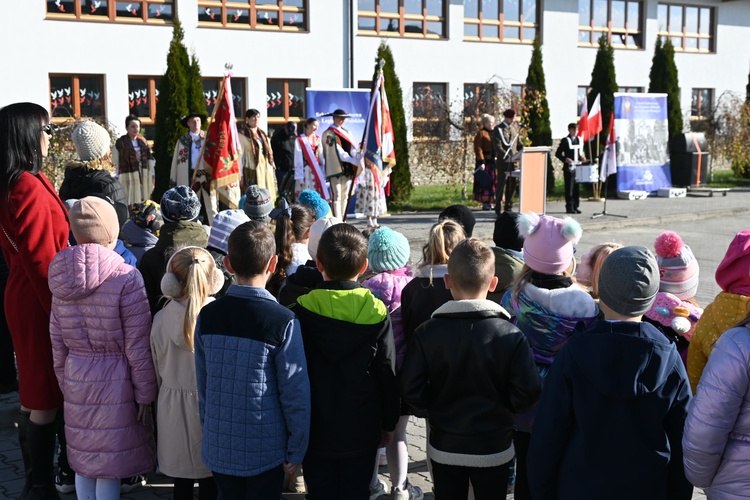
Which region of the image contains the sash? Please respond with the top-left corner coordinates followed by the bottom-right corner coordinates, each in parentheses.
top-left (327, 126), bottom-right (363, 177)
top-left (298, 135), bottom-right (331, 199)
top-left (329, 125), bottom-right (356, 149)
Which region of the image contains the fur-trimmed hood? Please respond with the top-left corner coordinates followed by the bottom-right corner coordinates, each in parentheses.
top-left (432, 299), bottom-right (511, 320)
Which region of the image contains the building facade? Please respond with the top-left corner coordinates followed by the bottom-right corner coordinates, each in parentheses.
top-left (2, 0), bottom-right (748, 142)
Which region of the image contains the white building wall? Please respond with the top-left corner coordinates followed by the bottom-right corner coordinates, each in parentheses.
top-left (1, 0), bottom-right (747, 139)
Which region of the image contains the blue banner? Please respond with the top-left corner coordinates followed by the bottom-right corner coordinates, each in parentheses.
top-left (614, 93), bottom-right (671, 193)
top-left (306, 89), bottom-right (371, 144)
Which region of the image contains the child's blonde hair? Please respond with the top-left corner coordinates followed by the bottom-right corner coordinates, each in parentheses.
top-left (167, 247), bottom-right (217, 351)
top-left (586, 242), bottom-right (622, 299)
top-left (417, 220), bottom-right (465, 284)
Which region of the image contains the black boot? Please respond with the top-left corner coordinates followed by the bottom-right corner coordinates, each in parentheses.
top-left (16, 410), bottom-right (32, 500)
top-left (26, 420), bottom-right (60, 500)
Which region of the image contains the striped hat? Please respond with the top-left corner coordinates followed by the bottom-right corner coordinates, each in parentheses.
top-left (208, 209), bottom-right (250, 255)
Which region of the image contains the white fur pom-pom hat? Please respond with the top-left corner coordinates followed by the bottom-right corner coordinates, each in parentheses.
top-left (518, 213), bottom-right (583, 274)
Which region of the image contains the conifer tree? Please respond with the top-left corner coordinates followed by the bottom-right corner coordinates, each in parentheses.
top-left (153, 17), bottom-right (191, 200)
top-left (588, 36), bottom-right (618, 146)
top-left (523, 36), bottom-right (555, 192)
top-left (373, 42), bottom-right (411, 204)
top-left (648, 36), bottom-right (683, 145)
top-left (746, 68), bottom-right (750, 104)
top-left (188, 53), bottom-right (207, 127)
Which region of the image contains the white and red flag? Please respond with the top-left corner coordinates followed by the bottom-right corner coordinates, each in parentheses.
top-left (600, 112), bottom-right (617, 181)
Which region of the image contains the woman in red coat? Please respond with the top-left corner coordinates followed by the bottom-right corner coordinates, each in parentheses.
top-left (0, 102), bottom-right (69, 498)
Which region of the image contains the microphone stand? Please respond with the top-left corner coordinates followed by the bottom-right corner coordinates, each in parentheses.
top-left (591, 165), bottom-right (627, 219)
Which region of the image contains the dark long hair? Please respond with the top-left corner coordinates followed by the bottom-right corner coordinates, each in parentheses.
top-left (0, 102), bottom-right (49, 198)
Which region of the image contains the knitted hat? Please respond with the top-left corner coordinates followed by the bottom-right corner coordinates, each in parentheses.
top-left (654, 231), bottom-right (699, 300)
top-left (598, 246), bottom-right (659, 317)
top-left (71, 120), bottom-right (111, 162)
top-left (519, 213), bottom-right (582, 274)
top-left (160, 185), bottom-right (201, 223)
top-left (298, 190), bottom-right (332, 220)
top-left (69, 196), bottom-right (120, 250)
top-left (368, 227), bottom-right (410, 273)
top-left (308, 216), bottom-right (342, 259)
top-left (130, 201), bottom-right (163, 234)
top-left (439, 205), bottom-right (476, 238)
top-left (208, 209), bottom-right (250, 254)
top-left (493, 211), bottom-right (524, 251)
top-left (716, 229), bottom-right (750, 296)
top-left (242, 185), bottom-right (273, 222)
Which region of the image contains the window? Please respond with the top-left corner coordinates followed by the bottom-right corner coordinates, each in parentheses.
top-left (197, 0), bottom-right (306, 30)
top-left (577, 86), bottom-right (590, 116)
top-left (128, 76), bottom-right (160, 140)
top-left (691, 88), bottom-right (713, 117)
top-left (358, 80), bottom-right (374, 91)
top-left (266, 79), bottom-right (307, 130)
top-left (358, 0), bottom-right (446, 38)
top-left (46, 0), bottom-right (174, 23)
top-left (50, 74), bottom-right (105, 122)
top-left (413, 82), bottom-right (448, 139)
top-left (202, 77), bottom-right (247, 121)
top-left (463, 83), bottom-right (498, 119)
top-left (657, 4), bottom-right (713, 52)
top-left (464, 0), bottom-right (539, 43)
top-left (618, 86), bottom-right (643, 93)
top-left (578, 0), bottom-right (642, 48)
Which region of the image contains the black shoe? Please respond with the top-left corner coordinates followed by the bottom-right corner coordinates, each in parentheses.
top-left (575, 209), bottom-right (582, 214)
top-left (121, 475), bottom-right (147, 493)
top-left (566, 209), bottom-right (575, 214)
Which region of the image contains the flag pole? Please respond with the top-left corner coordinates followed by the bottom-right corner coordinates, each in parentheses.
top-left (191, 69), bottom-right (227, 186)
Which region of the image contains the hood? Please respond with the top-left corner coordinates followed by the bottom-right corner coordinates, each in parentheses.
top-left (704, 292), bottom-right (750, 334)
top-left (155, 220), bottom-right (209, 252)
top-left (121, 220), bottom-right (158, 247)
top-left (569, 320), bottom-right (681, 399)
top-left (48, 244), bottom-right (124, 301)
top-left (296, 284), bottom-right (388, 363)
top-left (413, 264), bottom-right (448, 279)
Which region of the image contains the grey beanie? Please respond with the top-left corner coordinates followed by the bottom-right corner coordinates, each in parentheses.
top-left (160, 185), bottom-right (201, 223)
top-left (598, 246), bottom-right (660, 317)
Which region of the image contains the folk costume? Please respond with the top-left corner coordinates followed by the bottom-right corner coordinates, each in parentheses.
top-left (293, 133), bottom-right (328, 201)
top-left (473, 127), bottom-right (496, 209)
top-left (239, 125), bottom-right (278, 203)
top-left (555, 133), bottom-right (585, 214)
top-left (321, 120), bottom-right (362, 219)
top-left (492, 111), bottom-right (521, 212)
top-left (169, 129), bottom-right (218, 224)
top-left (114, 135), bottom-right (155, 205)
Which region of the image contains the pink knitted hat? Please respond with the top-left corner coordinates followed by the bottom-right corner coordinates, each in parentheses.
top-left (519, 213), bottom-right (582, 275)
top-left (654, 231), bottom-right (699, 300)
top-left (716, 229), bottom-right (750, 296)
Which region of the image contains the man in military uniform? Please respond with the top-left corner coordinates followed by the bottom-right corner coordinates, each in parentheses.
top-left (321, 109), bottom-right (362, 219)
top-left (555, 123), bottom-right (586, 214)
top-left (492, 108), bottom-right (521, 213)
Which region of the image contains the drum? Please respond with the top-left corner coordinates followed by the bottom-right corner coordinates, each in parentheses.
top-left (575, 164), bottom-right (598, 183)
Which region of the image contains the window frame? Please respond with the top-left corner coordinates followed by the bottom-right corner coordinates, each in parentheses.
top-left (126, 75), bottom-right (160, 141)
top-left (49, 73), bottom-right (106, 123)
top-left (412, 82), bottom-right (449, 140)
top-left (657, 3), bottom-right (714, 53)
top-left (197, 0), bottom-right (308, 31)
top-left (690, 88), bottom-right (713, 118)
top-left (578, 0), bottom-right (643, 49)
top-left (265, 78), bottom-right (308, 130)
top-left (617, 86), bottom-right (644, 93)
top-left (201, 76), bottom-right (248, 123)
top-left (357, 0), bottom-right (448, 39)
top-left (463, 0), bottom-right (540, 44)
top-left (46, 0), bottom-right (175, 24)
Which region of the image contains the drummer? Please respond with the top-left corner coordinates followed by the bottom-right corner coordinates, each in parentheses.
top-left (555, 122), bottom-right (587, 214)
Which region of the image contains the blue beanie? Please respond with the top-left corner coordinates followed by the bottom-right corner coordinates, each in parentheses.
top-left (160, 185), bottom-right (201, 223)
top-left (298, 189), bottom-right (331, 220)
top-left (368, 227), bottom-right (410, 273)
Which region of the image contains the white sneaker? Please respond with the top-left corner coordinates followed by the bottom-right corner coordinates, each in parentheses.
top-left (391, 481), bottom-right (424, 500)
top-left (369, 479), bottom-right (389, 500)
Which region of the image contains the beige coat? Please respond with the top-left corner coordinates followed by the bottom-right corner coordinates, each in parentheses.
top-left (150, 299), bottom-right (214, 479)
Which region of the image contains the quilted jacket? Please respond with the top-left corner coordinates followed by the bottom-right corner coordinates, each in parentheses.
top-left (49, 243), bottom-right (156, 479)
top-left (362, 267), bottom-right (412, 369)
top-left (687, 291), bottom-right (750, 393)
top-left (684, 325), bottom-right (750, 498)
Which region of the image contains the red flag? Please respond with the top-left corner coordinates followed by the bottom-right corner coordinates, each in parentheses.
top-left (203, 75), bottom-right (241, 209)
top-left (577, 94), bottom-right (589, 142)
top-left (587, 94), bottom-right (603, 138)
top-left (600, 112), bottom-right (617, 181)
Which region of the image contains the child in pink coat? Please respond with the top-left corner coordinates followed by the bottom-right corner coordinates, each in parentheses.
top-left (362, 227), bottom-right (421, 500)
top-left (49, 197), bottom-right (156, 499)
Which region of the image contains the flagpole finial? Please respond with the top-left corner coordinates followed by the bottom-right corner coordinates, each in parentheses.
top-left (378, 59), bottom-right (385, 70)
top-left (225, 63), bottom-right (233, 70)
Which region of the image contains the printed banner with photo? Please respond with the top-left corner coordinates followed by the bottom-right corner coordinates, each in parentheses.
top-left (614, 93), bottom-right (672, 193)
top-left (306, 89), bottom-right (371, 144)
